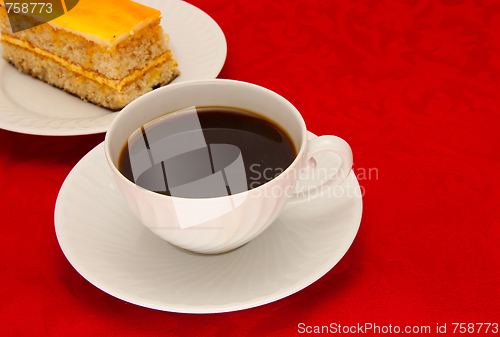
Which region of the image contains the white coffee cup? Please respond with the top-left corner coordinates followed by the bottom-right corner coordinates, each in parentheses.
top-left (105, 79), bottom-right (353, 254)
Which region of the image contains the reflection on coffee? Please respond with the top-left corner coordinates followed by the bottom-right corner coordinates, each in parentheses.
top-left (118, 106), bottom-right (296, 198)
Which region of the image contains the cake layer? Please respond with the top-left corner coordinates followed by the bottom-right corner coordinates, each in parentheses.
top-left (0, 3), bottom-right (170, 79)
top-left (2, 41), bottom-right (179, 110)
top-left (1, 34), bottom-right (173, 91)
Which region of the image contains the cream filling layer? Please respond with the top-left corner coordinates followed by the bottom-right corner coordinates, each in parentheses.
top-left (1, 34), bottom-right (174, 91)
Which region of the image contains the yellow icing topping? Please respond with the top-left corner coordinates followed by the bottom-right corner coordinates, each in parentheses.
top-left (50, 0), bottom-right (160, 46)
top-left (0, 1), bottom-right (10, 18)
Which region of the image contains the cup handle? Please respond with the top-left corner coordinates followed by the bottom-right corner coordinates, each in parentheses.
top-left (284, 135), bottom-right (353, 210)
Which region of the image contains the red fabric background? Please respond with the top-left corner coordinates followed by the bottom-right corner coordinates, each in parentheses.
top-left (1, 0), bottom-right (499, 335)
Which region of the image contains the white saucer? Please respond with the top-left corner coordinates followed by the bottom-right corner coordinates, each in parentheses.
top-left (0, 0), bottom-right (227, 136)
top-left (55, 133), bottom-right (363, 313)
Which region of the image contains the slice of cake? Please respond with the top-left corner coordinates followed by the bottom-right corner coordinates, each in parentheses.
top-left (0, 0), bottom-right (179, 110)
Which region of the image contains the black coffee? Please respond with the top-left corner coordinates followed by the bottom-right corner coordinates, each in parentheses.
top-left (118, 106), bottom-right (296, 198)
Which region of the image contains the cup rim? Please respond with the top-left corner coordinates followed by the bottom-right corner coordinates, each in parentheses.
top-left (104, 79), bottom-right (308, 201)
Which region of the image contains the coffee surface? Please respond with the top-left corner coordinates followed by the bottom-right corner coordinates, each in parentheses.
top-left (118, 107), bottom-right (296, 197)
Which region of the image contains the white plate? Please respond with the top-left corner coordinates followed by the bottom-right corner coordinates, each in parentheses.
top-left (54, 133), bottom-right (363, 313)
top-left (0, 0), bottom-right (227, 136)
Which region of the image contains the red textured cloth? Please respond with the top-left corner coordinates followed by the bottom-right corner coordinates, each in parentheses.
top-left (1, 0), bottom-right (499, 335)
